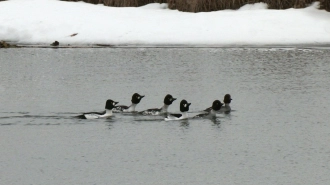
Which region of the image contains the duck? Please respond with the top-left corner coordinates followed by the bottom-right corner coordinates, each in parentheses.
top-left (194, 100), bottom-right (223, 118)
top-left (221, 94), bottom-right (232, 113)
top-left (165, 99), bottom-right (191, 121)
top-left (140, 94), bottom-right (177, 115)
top-left (76, 99), bottom-right (118, 119)
top-left (113, 93), bottom-right (145, 113)
top-left (204, 94), bottom-right (232, 113)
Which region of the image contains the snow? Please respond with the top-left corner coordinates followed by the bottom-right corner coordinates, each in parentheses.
top-left (0, 0), bottom-right (330, 46)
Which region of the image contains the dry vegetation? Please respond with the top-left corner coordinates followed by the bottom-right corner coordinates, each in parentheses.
top-left (0, 41), bottom-right (19, 48)
top-left (64, 0), bottom-right (167, 6)
top-left (61, 0), bottom-right (330, 12)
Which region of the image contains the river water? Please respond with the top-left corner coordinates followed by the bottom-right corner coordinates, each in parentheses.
top-left (0, 47), bottom-right (329, 185)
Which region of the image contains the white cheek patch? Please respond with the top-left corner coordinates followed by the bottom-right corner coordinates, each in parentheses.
top-left (138, 97), bottom-right (140, 99)
top-left (184, 104), bottom-right (187, 107)
top-left (113, 102), bottom-right (116, 106)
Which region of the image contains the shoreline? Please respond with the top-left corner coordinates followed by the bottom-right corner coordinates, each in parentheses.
top-left (7, 43), bottom-right (330, 50)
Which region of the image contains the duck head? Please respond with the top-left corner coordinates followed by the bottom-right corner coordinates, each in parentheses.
top-left (105, 99), bottom-right (119, 110)
top-left (164, 94), bottom-right (177, 105)
top-left (131, 93), bottom-right (145, 104)
top-left (180, 99), bottom-right (191, 112)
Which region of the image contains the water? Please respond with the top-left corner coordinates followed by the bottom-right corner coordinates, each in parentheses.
top-left (0, 48), bottom-right (330, 185)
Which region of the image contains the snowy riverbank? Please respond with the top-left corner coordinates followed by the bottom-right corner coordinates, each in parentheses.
top-left (0, 0), bottom-right (330, 46)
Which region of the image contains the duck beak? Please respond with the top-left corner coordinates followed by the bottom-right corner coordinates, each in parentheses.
top-left (141, 95), bottom-right (145, 98)
top-left (113, 101), bottom-right (119, 106)
top-left (188, 103), bottom-right (191, 106)
top-left (172, 98), bottom-right (177, 102)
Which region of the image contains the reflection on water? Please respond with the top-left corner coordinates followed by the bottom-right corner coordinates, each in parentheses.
top-left (179, 120), bottom-right (190, 128)
top-left (0, 48), bottom-right (330, 185)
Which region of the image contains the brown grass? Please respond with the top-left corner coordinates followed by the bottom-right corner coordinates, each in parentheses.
top-left (61, 0), bottom-right (330, 11)
top-left (168, 0), bottom-right (260, 12)
top-left (169, 0), bottom-right (329, 11)
top-left (63, 0), bottom-right (167, 6)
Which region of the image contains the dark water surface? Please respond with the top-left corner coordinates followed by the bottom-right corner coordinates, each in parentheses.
top-left (1, 48), bottom-right (330, 185)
